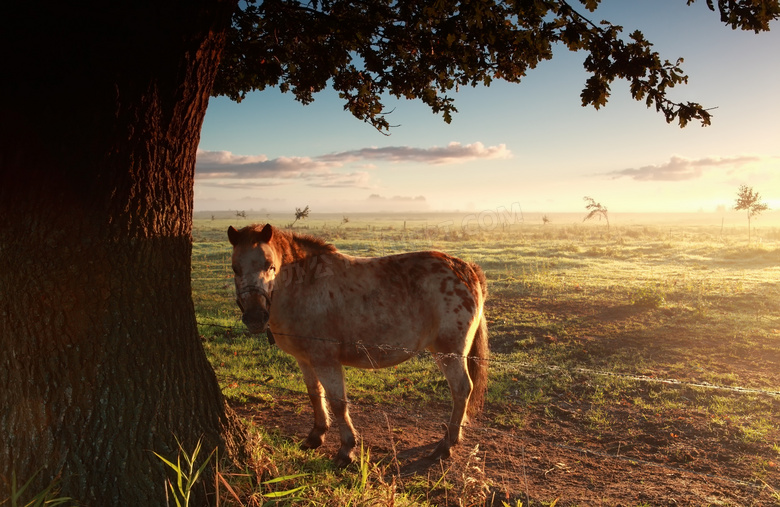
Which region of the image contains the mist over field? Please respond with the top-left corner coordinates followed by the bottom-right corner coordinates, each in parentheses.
top-left (195, 209), bottom-right (780, 243)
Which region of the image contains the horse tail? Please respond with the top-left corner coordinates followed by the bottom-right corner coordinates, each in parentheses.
top-left (467, 264), bottom-right (489, 418)
top-left (467, 312), bottom-right (489, 417)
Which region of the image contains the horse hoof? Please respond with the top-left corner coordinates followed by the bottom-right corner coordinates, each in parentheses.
top-left (334, 448), bottom-right (355, 468)
top-left (301, 428), bottom-right (327, 450)
top-left (429, 439), bottom-right (452, 460)
top-left (301, 439), bottom-right (322, 450)
top-left (300, 439), bottom-right (319, 450)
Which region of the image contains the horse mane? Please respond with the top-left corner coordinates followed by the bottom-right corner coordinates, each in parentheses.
top-left (276, 227), bottom-right (337, 255)
top-left (243, 224), bottom-right (337, 262)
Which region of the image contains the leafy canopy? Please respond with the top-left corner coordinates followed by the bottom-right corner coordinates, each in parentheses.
top-left (213, 0), bottom-right (779, 131)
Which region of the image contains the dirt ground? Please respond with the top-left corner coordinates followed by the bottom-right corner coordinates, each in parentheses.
top-left (234, 294), bottom-right (780, 506)
top-left (238, 390), bottom-right (778, 506)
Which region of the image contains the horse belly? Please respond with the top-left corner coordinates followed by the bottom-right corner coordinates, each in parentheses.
top-left (339, 346), bottom-right (417, 369)
top-left (332, 302), bottom-right (433, 367)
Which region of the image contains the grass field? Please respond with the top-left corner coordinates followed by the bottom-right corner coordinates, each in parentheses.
top-left (192, 213), bottom-right (780, 506)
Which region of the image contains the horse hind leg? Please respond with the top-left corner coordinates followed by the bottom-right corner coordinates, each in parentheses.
top-left (430, 352), bottom-right (472, 460)
top-left (297, 361), bottom-right (330, 450)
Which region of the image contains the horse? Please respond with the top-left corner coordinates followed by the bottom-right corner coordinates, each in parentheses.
top-left (227, 223), bottom-right (489, 467)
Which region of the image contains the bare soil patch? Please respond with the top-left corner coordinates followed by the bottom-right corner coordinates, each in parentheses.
top-left (237, 390), bottom-right (778, 506)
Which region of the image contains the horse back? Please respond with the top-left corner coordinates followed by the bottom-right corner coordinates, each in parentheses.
top-left (270, 250), bottom-right (485, 360)
top-left (360, 250), bottom-right (487, 336)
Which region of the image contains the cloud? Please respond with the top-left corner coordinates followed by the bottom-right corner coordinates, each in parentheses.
top-left (360, 194), bottom-right (430, 212)
top-left (195, 172), bottom-right (372, 190)
top-left (196, 181), bottom-right (288, 189)
top-left (604, 155), bottom-right (761, 181)
top-left (307, 171), bottom-right (372, 188)
top-left (367, 194), bottom-right (427, 203)
top-left (196, 150), bottom-right (338, 179)
top-left (316, 142), bottom-right (512, 165)
top-left (195, 142), bottom-right (511, 189)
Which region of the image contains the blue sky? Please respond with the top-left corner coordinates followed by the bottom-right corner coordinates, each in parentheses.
top-left (196, 0), bottom-right (779, 214)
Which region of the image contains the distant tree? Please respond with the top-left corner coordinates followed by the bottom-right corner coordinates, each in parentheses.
top-left (290, 205), bottom-right (311, 228)
top-left (734, 185), bottom-right (769, 243)
top-left (542, 215), bottom-right (551, 225)
top-left (3, 1), bottom-right (777, 504)
top-left (583, 196), bottom-right (610, 230)
top-left (235, 210), bottom-right (246, 219)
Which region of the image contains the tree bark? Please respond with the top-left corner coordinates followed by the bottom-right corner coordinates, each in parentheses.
top-left (1, 2), bottom-right (238, 505)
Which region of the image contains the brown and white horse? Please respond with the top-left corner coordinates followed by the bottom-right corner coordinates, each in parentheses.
top-left (227, 223), bottom-right (489, 466)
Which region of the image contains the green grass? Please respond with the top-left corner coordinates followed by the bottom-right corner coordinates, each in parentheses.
top-left (207, 427), bottom-right (430, 507)
top-left (194, 215), bottom-right (780, 505)
top-left (0, 471), bottom-right (71, 507)
top-left (154, 438), bottom-right (215, 507)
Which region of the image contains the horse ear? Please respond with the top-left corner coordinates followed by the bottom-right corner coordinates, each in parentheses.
top-left (227, 226), bottom-right (240, 246)
top-left (259, 223), bottom-right (274, 243)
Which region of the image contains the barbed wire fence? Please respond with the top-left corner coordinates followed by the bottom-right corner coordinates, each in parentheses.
top-left (197, 317), bottom-right (779, 496)
top-left (198, 319), bottom-right (780, 399)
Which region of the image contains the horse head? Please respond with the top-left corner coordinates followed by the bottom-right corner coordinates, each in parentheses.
top-left (227, 223), bottom-right (279, 334)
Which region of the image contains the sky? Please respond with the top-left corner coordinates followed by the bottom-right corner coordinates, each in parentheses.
top-left (196, 0), bottom-right (780, 215)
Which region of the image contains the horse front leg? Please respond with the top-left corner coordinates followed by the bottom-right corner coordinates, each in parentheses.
top-left (297, 360), bottom-right (330, 450)
top-left (315, 363), bottom-right (358, 467)
top-left (430, 354), bottom-right (472, 460)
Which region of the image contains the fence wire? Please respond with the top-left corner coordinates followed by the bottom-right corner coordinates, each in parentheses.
top-left (199, 317), bottom-right (779, 496)
top-left (198, 318), bottom-right (780, 399)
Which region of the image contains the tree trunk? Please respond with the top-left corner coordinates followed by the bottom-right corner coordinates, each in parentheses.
top-left (1, 2), bottom-right (239, 505)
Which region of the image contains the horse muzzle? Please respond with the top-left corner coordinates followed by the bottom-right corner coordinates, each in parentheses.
top-left (236, 288), bottom-right (272, 334)
top-left (241, 306), bottom-right (270, 334)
